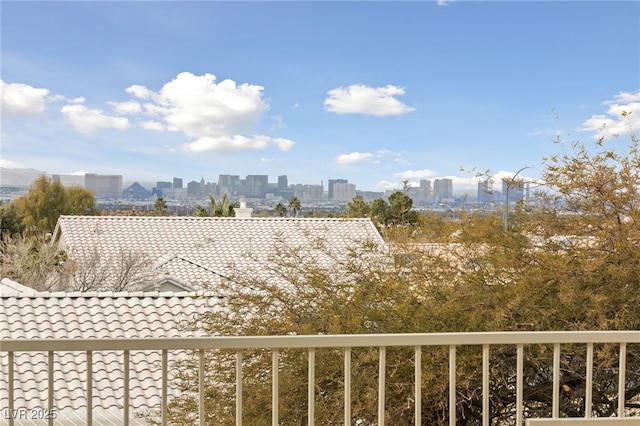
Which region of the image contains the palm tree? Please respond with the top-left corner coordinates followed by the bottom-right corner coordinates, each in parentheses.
top-left (216, 193), bottom-right (235, 217)
top-left (195, 194), bottom-right (237, 217)
top-left (275, 203), bottom-right (287, 217)
top-left (288, 196), bottom-right (301, 217)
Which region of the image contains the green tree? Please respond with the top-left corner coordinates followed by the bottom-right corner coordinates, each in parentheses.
top-left (367, 190), bottom-right (419, 230)
top-left (288, 196), bottom-right (301, 217)
top-left (13, 175), bottom-right (97, 234)
top-left (166, 130), bottom-right (640, 424)
top-left (347, 195), bottom-right (369, 218)
top-left (154, 197), bottom-right (168, 216)
top-left (387, 190), bottom-right (418, 225)
top-left (195, 194), bottom-right (238, 217)
top-left (275, 202), bottom-right (287, 217)
top-left (369, 197), bottom-right (389, 225)
top-left (0, 202), bottom-right (25, 239)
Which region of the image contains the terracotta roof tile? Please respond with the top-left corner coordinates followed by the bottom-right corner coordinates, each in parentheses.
top-left (1, 290), bottom-right (221, 421)
top-left (53, 216), bottom-right (386, 290)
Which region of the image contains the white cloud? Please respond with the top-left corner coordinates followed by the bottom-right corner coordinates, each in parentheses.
top-left (335, 152), bottom-right (374, 165)
top-left (125, 84), bottom-right (153, 99)
top-left (324, 84), bottom-right (415, 116)
top-left (126, 72), bottom-right (293, 153)
top-left (580, 91), bottom-right (640, 139)
top-left (492, 170), bottom-right (534, 183)
top-left (0, 159), bottom-right (27, 169)
top-left (448, 175), bottom-right (481, 194)
top-left (1, 80), bottom-right (50, 114)
top-left (377, 174), bottom-right (489, 194)
top-left (61, 104), bottom-right (131, 134)
top-left (390, 169), bottom-right (439, 189)
top-left (140, 120), bottom-right (166, 131)
top-left (109, 100), bottom-right (142, 115)
top-left (183, 134), bottom-right (295, 153)
top-left (393, 169), bottom-right (438, 180)
top-left (68, 170), bottom-right (89, 176)
top-left (393, 158), bottom-right (412, 166)
top-left (375, 180), bottom-right (406, 191)
top-left (272, 137), bottom-right (295, 151)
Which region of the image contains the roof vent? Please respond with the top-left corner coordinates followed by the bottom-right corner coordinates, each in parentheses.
top-left (234, 199), bottom-right (253, 218)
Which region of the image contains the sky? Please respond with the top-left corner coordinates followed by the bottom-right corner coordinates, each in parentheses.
top-left (1, 1), bottom-right (639, 194)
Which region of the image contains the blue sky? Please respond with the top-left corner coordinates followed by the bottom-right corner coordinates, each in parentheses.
top-left (1, 1), bottom-right (639, 194)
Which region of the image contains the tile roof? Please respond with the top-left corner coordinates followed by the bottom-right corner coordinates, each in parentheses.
top-left (0, 289), bottom-right (222, 423)
top-left (0, 278), bottom-right (41, 297)
top-left (52, 216), bottom-right (386, 290)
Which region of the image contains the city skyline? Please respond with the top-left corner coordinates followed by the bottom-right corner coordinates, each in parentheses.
top-left (0, 164), bottom-right (518, 201)
top-left (1, 1), bottom-right (639, 193)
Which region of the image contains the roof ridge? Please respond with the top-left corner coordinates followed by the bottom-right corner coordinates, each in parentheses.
top-left (59, 215), bottom-right (374, 221)
top-left (1, 290), bottom-right (223, 299)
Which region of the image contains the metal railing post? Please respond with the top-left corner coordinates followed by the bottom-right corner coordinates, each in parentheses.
top-left (86, 350), bottom-right (92, 426)
top-left (378, 346), bottom-right (386, 426)
top-left (308, 348), bottom-right (315, 426)
top-left (414, 346), bottom-right (421, 425)
top-left (8, 351), bottom-right (14, 426)
top-left (618, 343), bottom-right (627, 418)
top-left (199, 349), bottom-right (205, 426)
top-left (344, 347), bottom-right (351, 426)
top-left (552, 343), bottom-right (560, 418)
top-left (483, 344), bottom-right (490, 426)
top-left (586, 342), bottom-right (594, 418)
top-left (162, 350), bottom-right (168, 426)
top-left (516, 344), bottom-right (524, 425)
top-left (124, 350), bottom-right (130, 426)
top-left (449, 345), bottom-right (456, 426)
top-left (272, 349), bottom-right (279, 426)
top-left (236, 350), bottom-right (243, 426)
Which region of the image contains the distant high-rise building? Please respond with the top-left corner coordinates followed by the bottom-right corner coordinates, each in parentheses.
top-left (173, 177), bottom-right (183, 189)
top-left (84, 173), bottom-right (122, 198)
top-left (217, 174), bottom-right (241, 196)
top-left (278, 175), bottom-right (288, 190)
top-left (406, 186), bottom-right (431, 206)
top-left (332, 182), bottom-right (356, 201)
top-left (292, 184), bottom-right (324, 201)
top-left (246, 175), bottom-right (269, 198)
top-left (357, 190), bottom-right (385, 202)
top-left (433, 178), bottom-right (453, 200)
top-left (328, 179), bottom-right (348, 200)
top-left (502, 179), bottom-right (525, 203)
top-left (154, 181), bottom-right (172, 197)
top-left (478, 179), bottom-right (493, 204)
top-left (187, 180), bottom-right (203, 197)
top-left (413, 179), bottom-right (434, 206)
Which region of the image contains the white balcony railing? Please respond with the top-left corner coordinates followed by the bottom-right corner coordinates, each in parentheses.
top-left (2, 331), bottom-right (639, 426)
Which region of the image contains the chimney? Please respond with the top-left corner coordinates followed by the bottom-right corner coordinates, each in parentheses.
top-left (234, 199), bottom-right (253, 218)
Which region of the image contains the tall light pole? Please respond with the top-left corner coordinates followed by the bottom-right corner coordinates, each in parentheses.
top-left (503, 166), bottom-right (532, 232)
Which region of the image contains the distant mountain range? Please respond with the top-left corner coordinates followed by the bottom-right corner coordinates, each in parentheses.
top-left (0, 168), bottom-right (153, 191)
top-left (0, 167), bottom-right (51, 188)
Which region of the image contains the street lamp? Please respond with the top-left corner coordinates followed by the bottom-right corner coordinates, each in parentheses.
top-left (503, 166), bottom-right (532, 232)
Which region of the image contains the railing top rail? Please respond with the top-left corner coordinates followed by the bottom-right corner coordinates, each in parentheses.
top-left (2, 331), bottom-right (639, 352)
